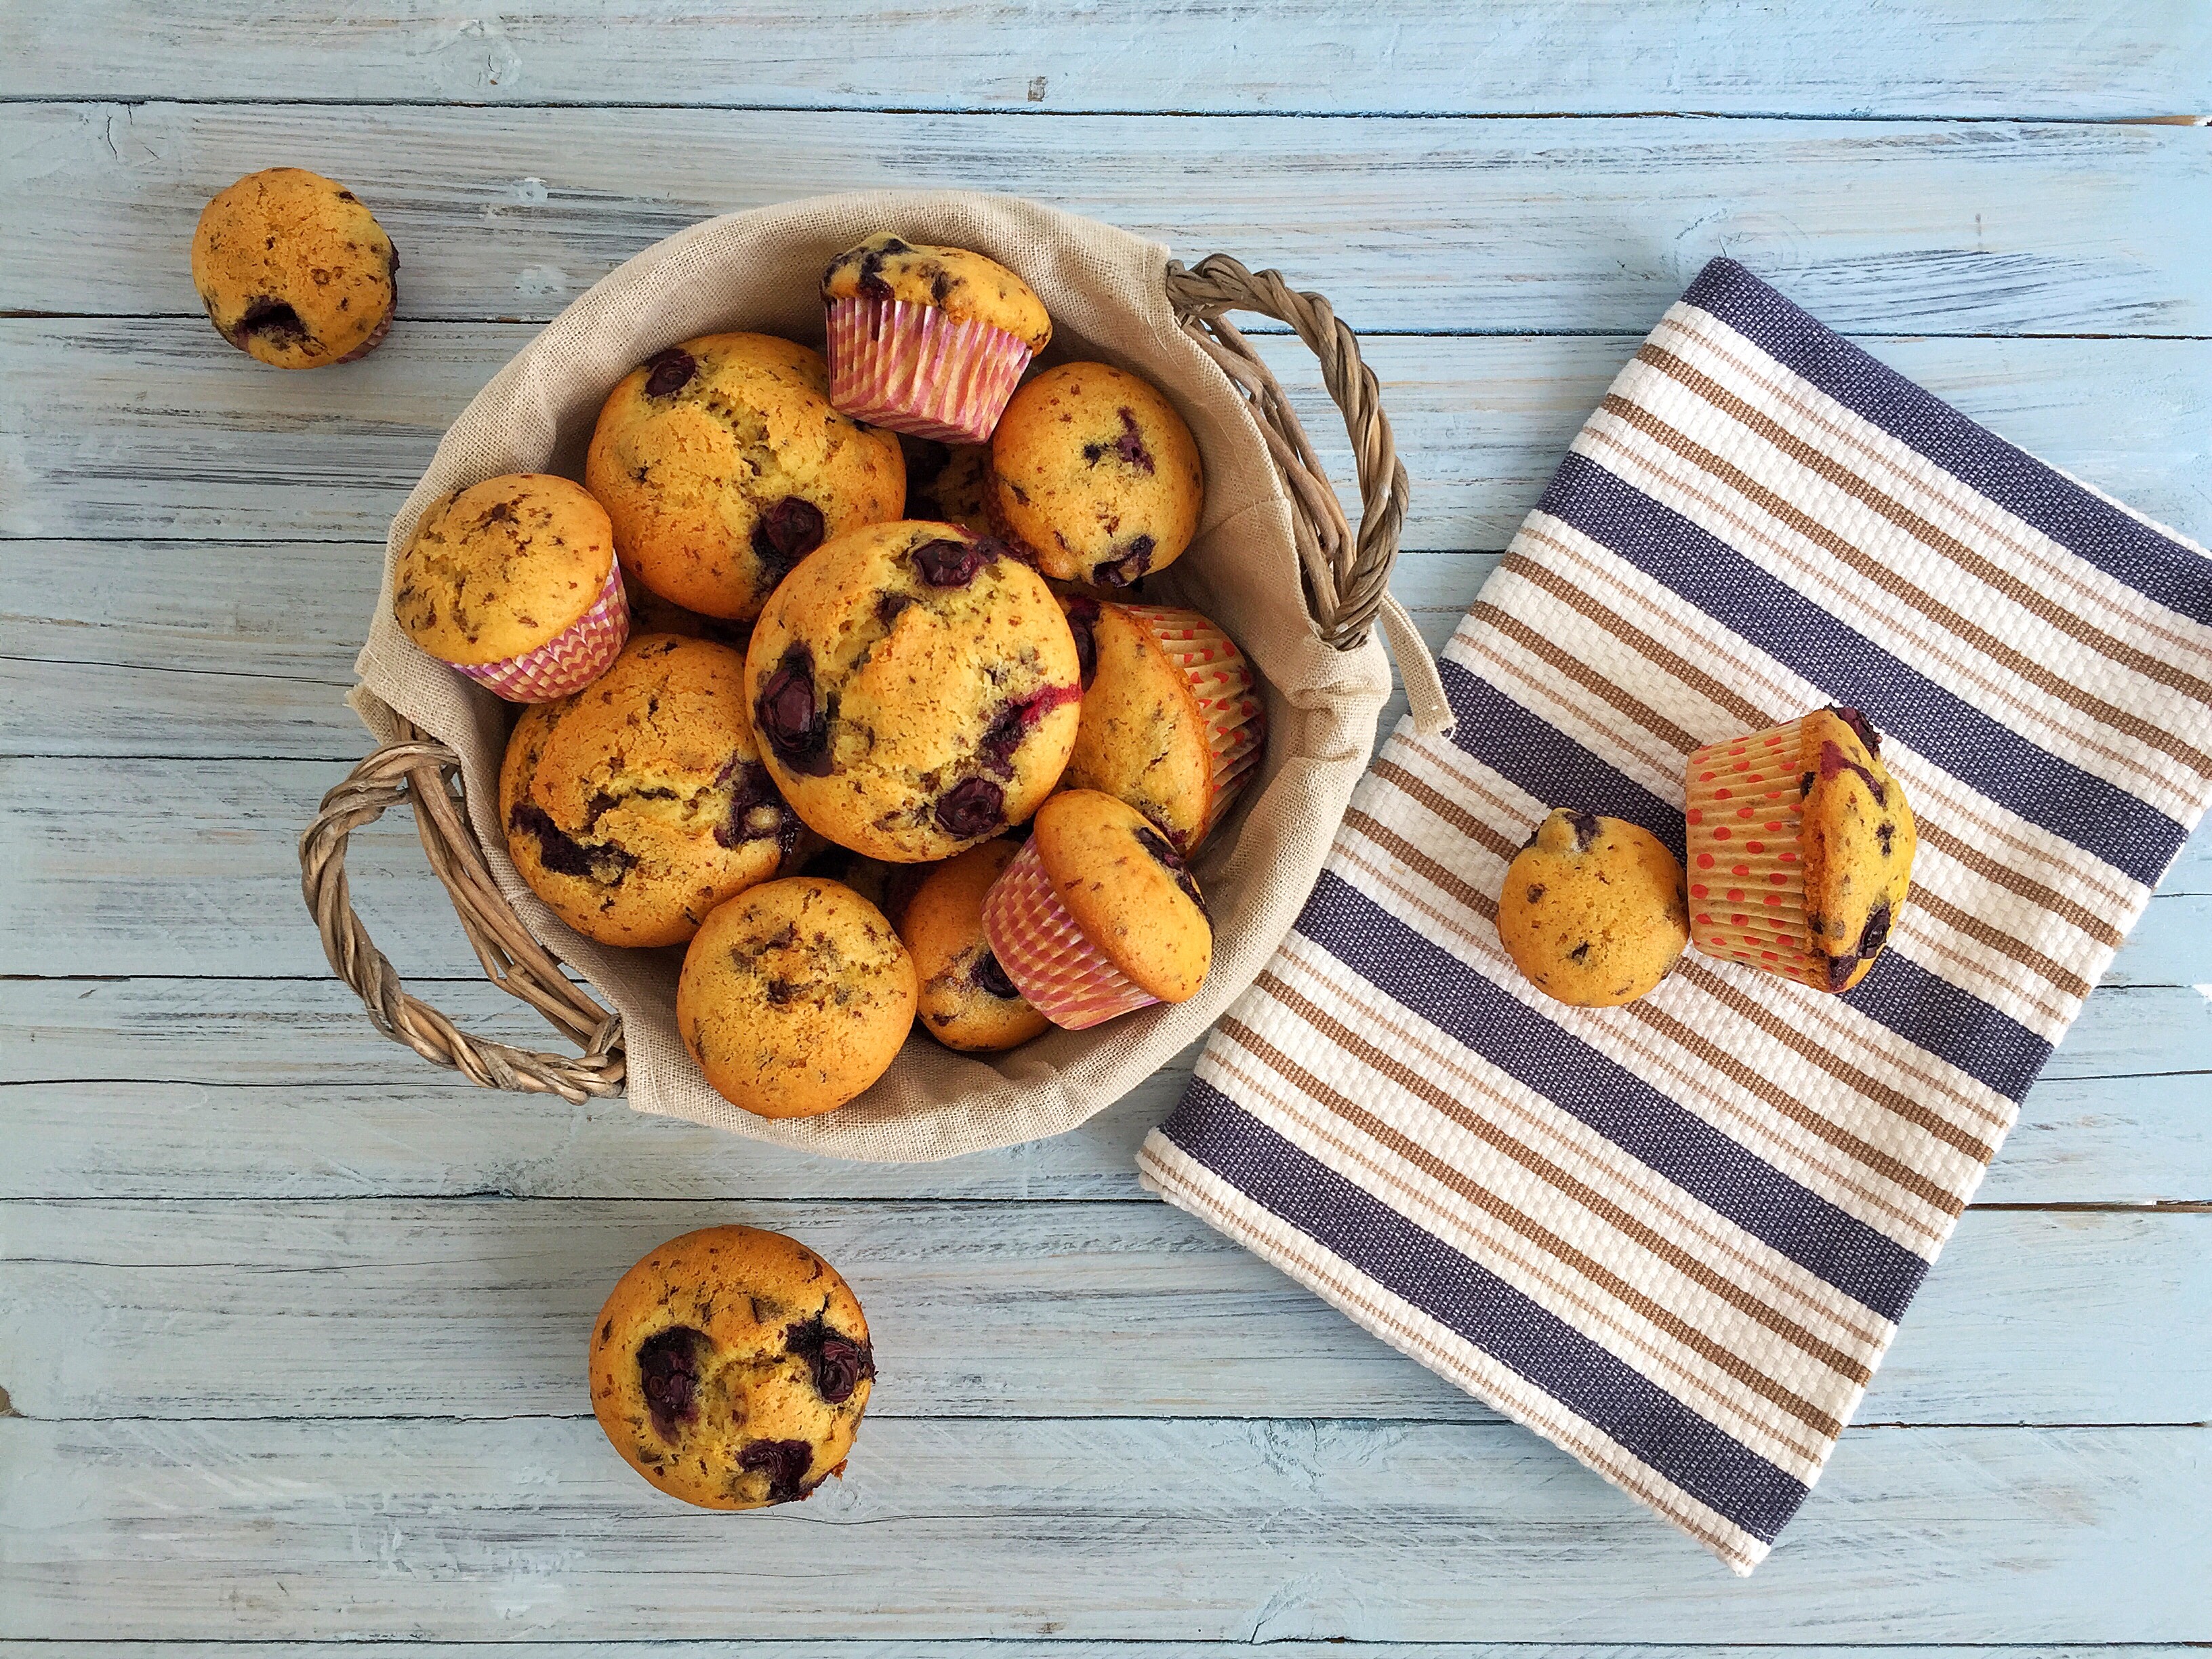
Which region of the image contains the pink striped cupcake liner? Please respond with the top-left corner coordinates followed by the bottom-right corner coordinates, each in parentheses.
top-left (825, 295), bottom-right (1033, 445)
top-left (1683, 717), bottom-right (1830, 990)
top-left (980, 836), bottom-right (1160, 1031)
top-left (449, 560), bottom-right (630, 703)
top-left (1114, 602), bottom-right (1266, 837)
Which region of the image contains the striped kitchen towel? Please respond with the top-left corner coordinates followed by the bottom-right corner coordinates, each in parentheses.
top-left (1138, 256), bottom-right (2212, 1574)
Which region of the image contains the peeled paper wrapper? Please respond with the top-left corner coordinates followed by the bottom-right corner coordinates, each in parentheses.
top-left (825, 293), bottom-right (1032, 445)
top-left (979, 836), bottom-right (1162, 1032)
top-left (448, 560), bottom-right (632, 705)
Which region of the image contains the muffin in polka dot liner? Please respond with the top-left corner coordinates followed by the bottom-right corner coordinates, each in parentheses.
top-left (1683, 706), bottom-right (1917, 994)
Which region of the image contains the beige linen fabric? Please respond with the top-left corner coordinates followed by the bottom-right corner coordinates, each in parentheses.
top-left (351, 191), bottom-right (1395, 1160)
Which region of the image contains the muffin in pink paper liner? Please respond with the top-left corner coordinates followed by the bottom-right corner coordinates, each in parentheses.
top-left (980, 790), bottom-right (1212, 1031)
top-left (1059, 598), bottom-right (1265, 853)
top-left (821, 233), bottom-right (1051, 443)
top-left (393, 473), bottom-right (629, 703)
top-left (1684, 706), bottom-right (1917, 994)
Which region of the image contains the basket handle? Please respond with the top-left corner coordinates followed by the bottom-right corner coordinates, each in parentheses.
top-left (299, 716), bottom-right (627, 1101)
top-left (1166, 253), bottom-right (1453, 735)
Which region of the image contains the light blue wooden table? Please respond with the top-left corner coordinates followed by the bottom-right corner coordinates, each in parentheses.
top-left (3, 2), bottom-right (2209, 1645)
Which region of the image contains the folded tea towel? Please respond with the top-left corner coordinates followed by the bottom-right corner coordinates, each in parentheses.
top-left (1139, 257), bottom-right (2212, 1574)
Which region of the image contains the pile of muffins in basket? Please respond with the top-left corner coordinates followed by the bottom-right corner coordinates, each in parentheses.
top-left (389, 232), bottom-right (1258, 1120)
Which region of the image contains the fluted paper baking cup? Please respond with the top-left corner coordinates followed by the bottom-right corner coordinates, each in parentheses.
top-left (1683, 716), bottom-right (1837, 991)
top-left (980, 836), bottom-right (1159, 1031)
top-left (1117, 602), bottom-right (1266, 838)
top-left (449, 560), bottom-right (630, 703)
top-left (825, 295), bottom-right (1033, 445)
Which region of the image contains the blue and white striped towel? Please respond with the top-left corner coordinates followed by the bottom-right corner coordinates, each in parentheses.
top-left (1138, 258), bottom-right (2212, 1573)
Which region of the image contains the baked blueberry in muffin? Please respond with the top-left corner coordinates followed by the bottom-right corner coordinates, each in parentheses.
top-left (743, 520), bottom-right (1082, 862)
top-left (590, 1225), bottom-right (876, 1510)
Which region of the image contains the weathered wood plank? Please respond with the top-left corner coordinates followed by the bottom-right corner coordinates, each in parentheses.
top-left (5, 1416), bottom-right (2205, 1639)
top-left (3, 978), bottom-right (2207, 1206)
top-left (6, 105), bottom-right (2209, 333)
top-left (5, 1200), bottom-right (2203, 1425)
top-left (3, 323), bottom-right (2205, 551)
top-left (31, 1654), bottom-right (2212, 1659)
top-left (7, 1), bottom-right (2207, 115)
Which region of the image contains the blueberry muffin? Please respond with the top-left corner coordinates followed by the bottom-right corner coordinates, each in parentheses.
top-left (1801, 709), bottom-right (1917, 987)
top-left (981, 788), bottom-right (1212, 1030)
top-left (1497, 809), bottom-right (1690, 1008)
top-left (1687, 707), bottom-right (1917, 991)
top-left (190, 167), bottom-right (397, 369)
top-left (497, 634), bottom-right (806, 948)
top-left (989, 363), bottom-right (1205, 588)
top-left (1057, 599), bottom-right (1264, 853)
top-left (902, 438), bottom-right (996, 536)
top-left (899, 839), bottom-right (1050, 1052)
top-left (585, 332), bottom-right (905, 623)
top-left (823, 234), bottom-right (1051, 445)
top-left (745, 520), bottom-right (1083, 863)
top-left (392, 472), bottom-right (628, 700)
top-left (590, 1225), bottom-right (874, 1511)
top-left (821, 234), bottom-right (1052, 356)
top-left (676, 877), bottom-right (918, 1119)
top-left (626, 584), bottom-right (750, 649)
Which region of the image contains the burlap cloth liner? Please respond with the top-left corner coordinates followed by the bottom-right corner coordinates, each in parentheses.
top-left (346, 190), bottom-right (1426, 1161)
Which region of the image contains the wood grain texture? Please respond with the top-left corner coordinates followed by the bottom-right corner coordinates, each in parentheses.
top-left (4, 325), bottom-right (2205, 550)
top-left (5, 1200), bottom-right (2205, 1425)
top-left (7, 104), bottom-right (2210, 333)
top-left (35, 1654), bottom-right (2212, 1659)
top-left (5, 1416), bottom-right (2207, 1641)
top-left (7, 1), bottom-right (2207, 115)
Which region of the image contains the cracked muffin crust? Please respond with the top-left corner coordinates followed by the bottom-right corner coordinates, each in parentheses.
top-left (899, 839), bottom-right (1050, 1052)
top-left (590, 1225), bottom-right (875, 1511)
top-left (676, 876), bottom-right (918, 1119)
top-left (497, 634), bottom-right (808, 949)
top-left (394, 472), bottom-right (618, 668)
top-left (1497, 808), bottom-right (1691, 1008)
top-left (191, 167), bottom-right (397, 369)
top-left (989, 362), bottom-right (1205, 588)
top-left (744, 520), bottom-right (1084, 863)
top-left (585, 331), bottom-right (905, 623)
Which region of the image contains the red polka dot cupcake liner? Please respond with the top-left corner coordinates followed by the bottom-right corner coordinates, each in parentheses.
top-left (825, 295), bottom-right (1033, 445)
top-left (449, 560), bottom-right (631, 704)
top-left (980, 836), bottom-right (1160, 1031)
top-left (1683, 716), bottom-right (1830, 991)
top-left (1115, 602), bottom-right (1267, 842)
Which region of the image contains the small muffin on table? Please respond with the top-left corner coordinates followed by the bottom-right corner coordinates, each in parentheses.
top-left (899, 840), bottom-right (1051, 1052)
top-left (745, 520), bottom-right (1083, 863)
top-left (497, 634), bottom-right (806, 949)
top-left (1497, 808), bottom-right (1690, 1008)
top-left (1685, 705), bottom-right (1917, 993)
top-left (676, 877), bottom-right (918, 1120)
top-left (822, 233), bottom-right (1051, 444)
top-left (392, 472), bottom-right (628, 702)
top-left (981, 789), bottom-right (1212, 1031)
top-left (586, 332), bottom-right (905, 624)
top-left (989, 362), bottom-right (1204, 589)
top-left (191, 167), bottom-right (397, 369)
top-left (1059, 598), bottom-right (1263, 853)
top-left (590, 1225), bottom-right (874, 1511)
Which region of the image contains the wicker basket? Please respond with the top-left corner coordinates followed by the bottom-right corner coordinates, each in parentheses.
top-left (300, 192), bottom-right (1451, 1160)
